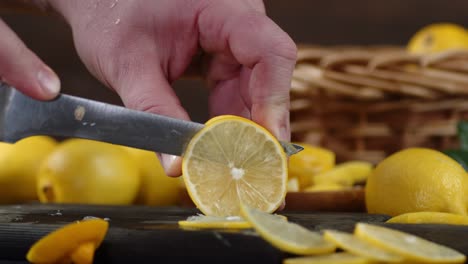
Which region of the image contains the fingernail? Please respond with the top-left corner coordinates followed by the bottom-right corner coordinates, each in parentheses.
top-left (37, 67), bottom-right (60, 98)
top-left (160, 154), bottom-right (182, 177)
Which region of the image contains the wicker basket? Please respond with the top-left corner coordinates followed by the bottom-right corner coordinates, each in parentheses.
top-left (290, 45), bottom-right (468, 164)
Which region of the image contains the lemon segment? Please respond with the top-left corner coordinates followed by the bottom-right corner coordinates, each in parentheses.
top-left (387, 212), bottom-right (468, 226)
top-left (354, 223), bottom-right (466, 263)
top-left (240, 203), bottom-right (336, 255)
top-left (288, 143), bottom-right (335, 189)
top-left (323, 230), bottom-right (403, 262)
top-left (182, 115), bottom-right (287, 217)
top-left (365, 148), bottom-right (468, 216)
top-left (26, 219), bottom-right (108, 264)
top-left (314, 161), bottom-right (373, 187)
top-left (284, 252), bottom-right (373, 264)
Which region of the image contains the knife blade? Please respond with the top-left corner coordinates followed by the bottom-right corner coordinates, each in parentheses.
top-left (0, 82), bottom-right (303, 156)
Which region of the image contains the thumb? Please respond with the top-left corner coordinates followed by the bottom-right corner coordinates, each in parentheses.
top-left (113, 67), bottom-right (189, 177)
top-left (0, 19), bottom-right (60, 99)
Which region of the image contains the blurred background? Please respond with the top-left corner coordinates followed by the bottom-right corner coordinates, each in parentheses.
top-left (1, 0), bottom-right (468, 122)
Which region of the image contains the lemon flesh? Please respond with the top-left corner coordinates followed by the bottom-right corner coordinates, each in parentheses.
top-left (26, 219), bottom-right (108, 264)
top-left (183, 115), bottom-right (287, 217)
top-left (284, 252), bottom-right (373, 264)
top-left (323, 230), bottom-right (403, 262)
top-left (240, 204), bottom-right (335, 255)
top-left (355, 223), bottom-right (466, 263)
top-left (387, 212), bottom-right (468, 226)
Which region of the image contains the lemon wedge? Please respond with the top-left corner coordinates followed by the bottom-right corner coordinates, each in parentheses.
top-left (354, 223), bottom-right (465, 263)
top-left (182, 115), bottom-right (287, 217)
top-left (240, 203), bottom-right (335, 255)
top-left (26, 218), bottom-right (108, 264)
top-left (323, 230), bottom-right (403, 262)
top-left (387, 212), bottom-right (468, 226)
top-left (284, 252), bottom-right (373, 264)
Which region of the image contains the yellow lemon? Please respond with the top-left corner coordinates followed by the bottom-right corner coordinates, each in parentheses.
top-left (27, 218), bottom-right (108, 264)
top-left (37, 139), bottom-right (140, 205)
top-left (284, 252), bottom-right (373, 264)
top-left (366, 148), bottom-right (468, 216)
top-left (123, 147), bottom-right (180, 206)
top-left (0, 136), bottom-right (57, 204)
top-left (288, 143), bottom-right (335, 189)
top-left (387, 212), bottom-right (468, 226)
top-left (182, 115), bottom-right (287, 217)
top-left (355, 223), bottom-right (465, 263)
top-left (407, 23), bottom-right (468, 54)
top-left (240, 203), bottom-right (336, 255)
top-left (314, 161), bottom-right (373, 187)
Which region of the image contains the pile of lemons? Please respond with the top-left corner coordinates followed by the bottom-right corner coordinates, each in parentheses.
top-left (287, 143), bottom-right (373, 193)
top-left (0, 136), bottom-right (180, 206)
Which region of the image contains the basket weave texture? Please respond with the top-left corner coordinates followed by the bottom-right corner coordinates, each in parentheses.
top-left (291, 45), bottom-right (468, 164)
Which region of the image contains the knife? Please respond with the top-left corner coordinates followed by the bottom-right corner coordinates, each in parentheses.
top-left (0, 82), bottom-right (303, 157)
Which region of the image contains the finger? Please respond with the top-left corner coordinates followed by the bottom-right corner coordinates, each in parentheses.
top-left (0, 19), bottom-right (60, 99)
top-left (110, 58), bottom-right (190, 177)
top-left (209, 77), bottom-right (251, 119)
top-left (198, 4), bottom-right (297, 141)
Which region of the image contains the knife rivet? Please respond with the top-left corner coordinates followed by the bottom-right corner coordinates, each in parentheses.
top-left (74, 105), bottom-right (86, 121)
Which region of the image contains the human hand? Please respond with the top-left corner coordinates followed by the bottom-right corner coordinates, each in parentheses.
top-left (4, 0), bottom-right (297, 176)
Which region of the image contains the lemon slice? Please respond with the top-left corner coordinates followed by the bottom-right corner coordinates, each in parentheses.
top-left (323, 230), bottom-right (403, 262)
top-left (179, 214), bottom-right (252, 229)
top-left (314, 161), bottom-right (373, 187)
top-left (354, 223), bottom-right (465, 263)
top-left (387, 212), bottom-right (468, 226)
top-left (182, 115), bottom-right (287, 217)
top-left (287, 177), bottom-right (300, 192)
top-left (284, 252), bottom-right (373, 264)
top-left (26, 218), bottom-right (108, 264)
top-left (178, 214), bottom-right (288, 229)
top-left (240, 203), bottom-right (335, 255)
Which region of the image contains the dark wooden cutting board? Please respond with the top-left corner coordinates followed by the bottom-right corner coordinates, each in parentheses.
top-left (0, 204), bottom-right (467, 264)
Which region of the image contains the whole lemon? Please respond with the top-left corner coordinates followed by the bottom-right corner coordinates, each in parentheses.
top-left (37, 139), bottom-right (140, 205)
top-left (407, 23), bottom-right (468, 54)
top-left (123, 147), bottom-right (180, 206)
top-left (366, 148), bottom-right (468, 216)
top-left (288, 143), bottom-right (335, 189)
top-left (0, 136), bottom-right (57, 204)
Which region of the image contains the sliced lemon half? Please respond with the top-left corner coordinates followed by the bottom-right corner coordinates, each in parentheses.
top-left (182, 115), bottom-right (288, 217)
top-left (354, 223), bottom-right (465, 263)
top-left (240, 203), bottom-right (335, 255)
top-left (323, 230), bottom-right (403, 262)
